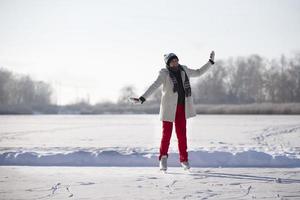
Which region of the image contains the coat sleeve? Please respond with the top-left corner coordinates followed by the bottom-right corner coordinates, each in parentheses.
top-left (140, 69), bottom-right (165, 100)
top-left (182, 61), bottom-right (213, 78)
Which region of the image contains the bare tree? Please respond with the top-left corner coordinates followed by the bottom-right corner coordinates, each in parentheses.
top-left (34, 81), bottom-right (53, 106)
top-left (0, 68), bottom-right (12, 105)
top-left (229, 55), bottom-right (265, 103)
top-left (0, 67), bottom-right (53, 107)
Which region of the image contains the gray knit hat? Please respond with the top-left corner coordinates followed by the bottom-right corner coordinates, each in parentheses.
top-left (164, 53), bottom-right (178, 66)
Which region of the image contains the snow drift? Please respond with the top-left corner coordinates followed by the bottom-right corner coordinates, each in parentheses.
top-left (1, 149), bottom-right (299, 167)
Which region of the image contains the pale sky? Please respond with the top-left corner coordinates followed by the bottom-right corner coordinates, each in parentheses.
top-left (0, 0), bottom-right (299, 105)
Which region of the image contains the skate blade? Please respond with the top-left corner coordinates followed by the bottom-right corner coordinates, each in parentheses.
top-left (183, 167), bottom-right (192, 173)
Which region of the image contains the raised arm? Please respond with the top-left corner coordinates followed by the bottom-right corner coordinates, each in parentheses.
top-left (140, 69), bottom-right (165, 100)
top-left (182, 61), bottom-right (213, 78)
top-left (182, 51), bottom-right (215, 78)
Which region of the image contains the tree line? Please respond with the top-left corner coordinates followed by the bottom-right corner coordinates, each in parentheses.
top-left (1, 53), bottom-right (300, 114)
top-left (193, 54), bottom-right (300, 104)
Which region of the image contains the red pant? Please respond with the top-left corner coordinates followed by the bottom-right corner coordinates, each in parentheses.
top-left (159, 104), bottom-right (188, 162)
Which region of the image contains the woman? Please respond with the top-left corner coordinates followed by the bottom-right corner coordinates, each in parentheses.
top-left (132, 51), bottom-right (215, 171)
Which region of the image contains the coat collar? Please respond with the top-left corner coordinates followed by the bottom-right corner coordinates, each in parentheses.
top-left (166, 64), bottom-right (186, 83)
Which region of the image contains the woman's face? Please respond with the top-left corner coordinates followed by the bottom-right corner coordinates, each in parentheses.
top-left (169, 58), bottom-right (179, 67)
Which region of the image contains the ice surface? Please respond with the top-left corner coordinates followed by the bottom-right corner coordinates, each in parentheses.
top-left (1, 114), bottom-right (299, 167)
top-left (1, 166), bottom-right (299, 200)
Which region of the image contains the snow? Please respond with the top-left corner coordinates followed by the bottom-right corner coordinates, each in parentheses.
top-left (1, 114), bottom-right (300, 199)
top-left (1, 148), bottom-right (300, 167)
top-left (1, 114), bottom-right (300, 167)
top-left (1, 166), bottom-right (299, 200)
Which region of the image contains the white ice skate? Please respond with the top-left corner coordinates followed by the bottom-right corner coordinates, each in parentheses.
top-left (181, 161), bottom-right (191, 170)
top-left (159, 155), bottom-right (168, 171)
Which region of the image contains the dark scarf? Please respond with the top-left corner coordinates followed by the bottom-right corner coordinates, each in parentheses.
top-left (166, 64), bottom-right (191, 97)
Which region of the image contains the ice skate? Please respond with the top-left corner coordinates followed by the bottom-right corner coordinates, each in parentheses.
top-left (159, 155), bottom-right (168, 171)
top-left (181, 161), bottom-right (191, 170)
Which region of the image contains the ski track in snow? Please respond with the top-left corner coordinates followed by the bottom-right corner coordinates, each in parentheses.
top-left (247, 123), bottom-right (300, 157)
top-left (251, 124), bottom-right (300, 144)
top-left (28, 181), bottom-right (97, 199)
top-left (130, 169), bottom-right (300, 199)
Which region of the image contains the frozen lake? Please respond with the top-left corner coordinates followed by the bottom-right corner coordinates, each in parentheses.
top-left (0, 114), bottom-right (300, 167)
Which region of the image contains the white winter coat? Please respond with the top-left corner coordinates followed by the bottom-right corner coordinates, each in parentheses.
top-left (141, 61), bottom-right (213, 122)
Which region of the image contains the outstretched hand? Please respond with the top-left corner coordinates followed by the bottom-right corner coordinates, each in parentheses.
top-left (209, 51), bottom-right (215, 65)
top-left (210, 51), bottom-right (215, 62)
top-left (129, 96), bottom-right (146, 104)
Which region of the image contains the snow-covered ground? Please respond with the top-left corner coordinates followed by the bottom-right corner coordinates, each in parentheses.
top-left (1, 115), bottom-right (300, 167)
top-left (1, 166), bottom-right (299, 200)
top-left (1, 114), bottom-right (300, 199)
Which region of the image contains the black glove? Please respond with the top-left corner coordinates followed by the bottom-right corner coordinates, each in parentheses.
top-left (139, 96), bottom-right (146, 104)
top-left (209, 50), bottom-right (215, 65)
